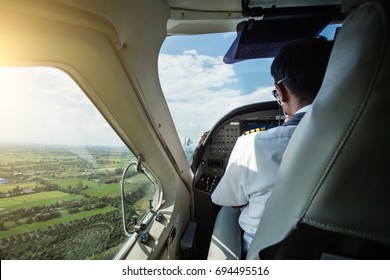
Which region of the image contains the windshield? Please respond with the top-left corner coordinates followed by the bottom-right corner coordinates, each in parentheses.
top-left (158, 25), bottom-right (340, 159)
top-left (158, 33), bottom-right (275, 157)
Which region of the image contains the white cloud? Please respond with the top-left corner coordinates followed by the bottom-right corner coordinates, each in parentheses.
top-left (0, 67), bottom-right (124, 147)
top-left (158, 51), bottom-right (274, 146)
top-left (159, 51), bottom-right (238, 102)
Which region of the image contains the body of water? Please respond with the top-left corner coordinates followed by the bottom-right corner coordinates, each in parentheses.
top-left (0, 178), bottom-right (8, 185)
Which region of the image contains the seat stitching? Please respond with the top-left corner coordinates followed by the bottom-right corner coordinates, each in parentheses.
top-left (304, 218), bottom-right (390, 243)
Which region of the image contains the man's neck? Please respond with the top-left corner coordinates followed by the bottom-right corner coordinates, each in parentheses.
top-left (289, 100), bottom-right (311, 115)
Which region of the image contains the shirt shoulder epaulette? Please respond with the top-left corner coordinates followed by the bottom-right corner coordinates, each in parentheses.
top-left (243, 127), bottom-right (267, 135)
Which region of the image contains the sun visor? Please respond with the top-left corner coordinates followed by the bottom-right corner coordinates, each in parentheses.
top-left (224, 12), bottom-right (339, 64)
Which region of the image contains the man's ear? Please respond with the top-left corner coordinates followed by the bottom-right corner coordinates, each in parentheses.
top-left (275, 83), bottom-right (289, 103)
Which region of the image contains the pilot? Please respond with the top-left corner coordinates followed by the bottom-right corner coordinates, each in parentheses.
top-left (211, 37), bottom-right (333, 254)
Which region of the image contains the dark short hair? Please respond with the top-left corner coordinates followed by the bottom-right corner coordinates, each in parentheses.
top-left (270, 37), bottom-right (333, 103)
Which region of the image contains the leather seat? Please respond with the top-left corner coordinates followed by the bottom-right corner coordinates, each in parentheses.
top-left (207, 206), bottom-right (242, 260)
top-left (246, 0), bottom-right (390, 260)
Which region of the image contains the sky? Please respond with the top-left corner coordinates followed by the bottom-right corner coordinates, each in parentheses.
top-left (0, 67), bottom-right (125, 147)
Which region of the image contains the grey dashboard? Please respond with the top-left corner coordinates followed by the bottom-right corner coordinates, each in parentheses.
top-left (191, 101), bottom-right (284, 194)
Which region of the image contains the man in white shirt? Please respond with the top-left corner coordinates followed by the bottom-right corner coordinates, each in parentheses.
top-left (211, 37), bottom-right (333, 253)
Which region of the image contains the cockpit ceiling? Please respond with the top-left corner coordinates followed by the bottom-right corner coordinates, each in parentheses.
top-left (166, 0), bottom-right (342, 11)
top-left (166, 0), bottom-right (342, 35)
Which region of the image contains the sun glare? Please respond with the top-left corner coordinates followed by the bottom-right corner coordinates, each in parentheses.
top-left (0, 67), bottom-right (124, 147)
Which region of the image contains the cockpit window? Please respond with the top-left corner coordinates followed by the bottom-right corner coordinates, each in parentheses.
top-left (0, 67), bottom-right (157, 259)
top-left (158, 33), bottom-right (275, 158)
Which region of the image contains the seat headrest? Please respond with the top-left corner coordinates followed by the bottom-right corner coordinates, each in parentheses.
top-left (342, 0), bottom-right (367, 12)
top-left (247, 0), bottom-right (390, 259)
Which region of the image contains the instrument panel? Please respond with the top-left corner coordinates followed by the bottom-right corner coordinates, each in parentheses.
top-left (192, 103), bottom-right (283, 194)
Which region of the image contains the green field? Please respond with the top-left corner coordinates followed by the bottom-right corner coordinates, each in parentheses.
top-left (0, 206), bottom-right (117, 239)
top-left (0, 144), bottom-right (154, 260)
top-left (0, 191), bottom-right (83, 214)
top-left (51, 178), bottom-right (120, 197)
top-left (0, 181), bottom-right (42, 193)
